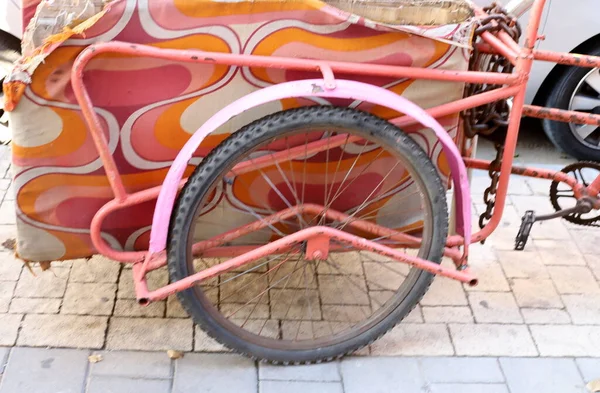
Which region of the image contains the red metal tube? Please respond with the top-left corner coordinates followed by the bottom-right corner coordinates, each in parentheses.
top-left (71, 65), bottom-right (128, 201)
top-left (392, 85), bottom-right (522, 128)
top-left (90, 178), bottom-right (187, 262)
top-left (533, 50), bottom-right (600, 68)
top-left (463, 158), bottom-right (580, 189)
top-left (75, 41), bottom-right (519, 87)
top-left (522, 105), bottom-right (600, 126)
top-left (588, 174), bottom-right (600, 197)
top-left (480, 31), bottom-right (518, 66)
top-left (139, 225), bottom-right (478, 303)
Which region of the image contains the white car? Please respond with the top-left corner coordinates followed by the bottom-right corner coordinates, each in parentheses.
top-left (473, 0), bottom-right (600, 161)
top-left (1, 0), bottom-right (600, 159)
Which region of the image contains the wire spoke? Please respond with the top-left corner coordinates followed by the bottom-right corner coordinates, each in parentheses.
top-left (337, 161), bottom-right (402, 231)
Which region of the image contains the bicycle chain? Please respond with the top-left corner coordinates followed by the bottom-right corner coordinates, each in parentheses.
top-left (463, 4), bottom-right (520, 230)
top-left (462, 3), bottom-right (521, 140)
top-left (479, 143), bottom-right (504, 230)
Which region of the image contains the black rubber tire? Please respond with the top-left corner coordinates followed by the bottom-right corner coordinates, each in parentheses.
top-left (167, 106), bottom-right (448, 364)
top-left (542, 46), bottom-right (600, 161)
top-left (0, 32), bottom-right (20, 69)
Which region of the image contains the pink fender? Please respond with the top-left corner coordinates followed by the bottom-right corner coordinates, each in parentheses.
top-left (149, 79), bottom-right (471, 253)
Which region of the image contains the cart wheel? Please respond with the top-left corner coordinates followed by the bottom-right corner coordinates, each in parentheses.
top-left (168, 106), bottom-right (448, 364)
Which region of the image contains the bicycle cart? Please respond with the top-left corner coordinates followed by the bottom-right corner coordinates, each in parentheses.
top-left (4, 0), bottom-right (600, 363)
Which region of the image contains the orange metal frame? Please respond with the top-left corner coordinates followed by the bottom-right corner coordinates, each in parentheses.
top-left (67, 0), bottom-right (600, 302)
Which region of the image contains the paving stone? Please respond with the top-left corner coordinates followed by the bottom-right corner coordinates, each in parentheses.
top-left (532, 221), bottom-right (572, 241)
top-left (548, 266), bottom-right (599, 294)
top-left (340, 357), bottom-right (424, 393)
top-left (0, 280), bottom-right (15, 312)
top-left (563, 294), bottom-right (600, 324)
top-left (0, 201), bottom-right (15, 225)
top-left (173, 353), bottom-right (256, 393)
top-left (61, 282), bottom-right (116, 315)
top-left (270, 288), bottom-right (322, 320)
top-left (575, 358), bottom-right (600, 382)
top-left (422, 306), bottom-right (474, 323)
top-left (0, 225), bottom-right (16, 246)
top-left (87, 376), bottom-right (171, 393)
top-left (531, 325), bottom-right (600, 357)
top-left (506, 176), bottom-right (533, 196)
top-left (469, 292), bottom-right (523, 323)
top-left (0, 179), bottom-right (10, 191)
top-left (220, 271), bottom-right (269, 304)
top-left (14, 267), bottom-right (69, 298)
top-left (219, 303), bottom-right (270, 320)
top-left (370, 323), bottom-right (454, 356)
top-left (194, 325), bottom-right (228, 352)
top-left (9, 298), bottom-right (61, 314)
top-left (0, 347), bottom-right (9, 377)
top-left (117, 268), bottom-right (168, 299)
top-left (167, 296), bottom-right (188, 318)
top-left (510, 278), bottom-right (563, 308)
top-left (500, 358), bottom-right (585, 393)
top-left (260, 380), bottom-right (342, 393)
top-left (464, 260), bottom-right (510, 292)
top-left (570, 229), bottom-right (598, 255)
top-left (18, 314), bottom-right (107, 348)
top-left (521, 308), bottom-right (571, 324)
top-left (69, 256), bottom-right (120, 283)
top-left (420, 357), bottom-right (504, 383)
top-left (525, 177), bottom-right (551, 196)
top-left (318, 275), bottom-right (369, 305)
top-left (107, 317), bottom-right (193, 351)
top-left (0, 347), bottom-right (89, 393)
top-left (2, 183), bottom-right (14, 201)
top-left (317, 252), bottom-right (364, 276)
top-left (585, 254), bottom-right (600, 281)
top-left (0, 314), bottom-right (21, 345)
top-left (428, 384), bottom-right (509, 393)
top-left (497, 250), bottom-right (549, 279)
top-left (362, 261), bottom-right (409, 291)
top-left (403, 305), bottom-right (424, 323)
top-left (91, 351), bottom-right (171, 379)
top-left (420, 277), bottom-right (467, 306)
top-left (449, 323), bottom-right (538, 356)
top-left (268, 259), bottom-right (318, 289)
top-left (113, 299), bottom-right (165, 317)
top-left (259, 361), bottom-right (340, 381)
top-left (535, 240), bottom-right (587, 266)
top-left (0, 252), bottom-right (22, 281)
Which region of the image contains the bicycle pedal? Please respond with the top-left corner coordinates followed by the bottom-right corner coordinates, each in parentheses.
top-left (515, 210), bottom-right (536, 251)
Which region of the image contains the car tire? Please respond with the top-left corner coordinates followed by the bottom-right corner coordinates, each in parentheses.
top-left (543, 46), bottom-right (600, 161)
top-left (0, 31), bottom-right (21, 144)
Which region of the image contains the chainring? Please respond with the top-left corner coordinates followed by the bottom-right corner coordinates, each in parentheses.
top-left (549, 161), bottom-right (600, 227)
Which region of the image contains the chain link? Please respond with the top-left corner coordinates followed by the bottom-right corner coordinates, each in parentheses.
top-left (479, 143), bottom-right (504, 231)
top-left (461, 4), bottom-right (520, 230)
top-left (462, 4), bottom-right (521, 140)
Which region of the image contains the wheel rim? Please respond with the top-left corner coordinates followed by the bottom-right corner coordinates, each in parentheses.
top-left (183, 122), bottom-right (439, 351)
top-left (568, 68), bottom-right (600, 149)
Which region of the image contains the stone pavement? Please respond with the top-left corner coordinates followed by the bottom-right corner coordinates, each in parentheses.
top-left (0, 347), bottom-right (598, 393)
top-left (1, 141), bottom-right (600, 392)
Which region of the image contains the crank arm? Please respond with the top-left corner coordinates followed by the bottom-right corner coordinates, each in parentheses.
top-left (534, 205), bottom-right (582, 222)
top-left (515, 200), bottom-right (593, 251)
